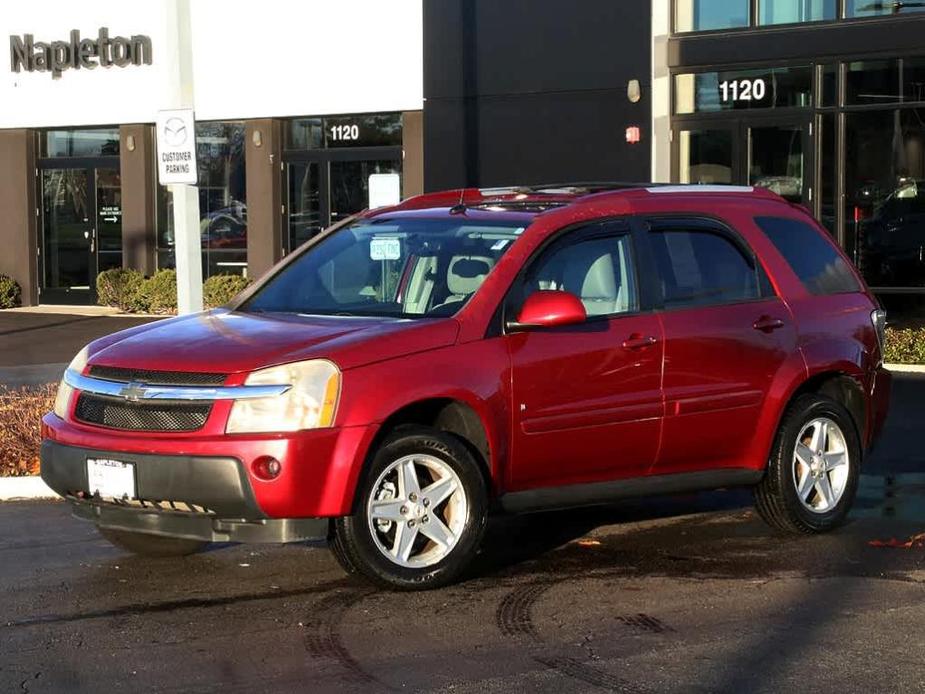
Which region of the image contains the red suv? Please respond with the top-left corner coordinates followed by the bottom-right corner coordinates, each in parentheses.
top-left (41, 184), bottom-right (891, 589)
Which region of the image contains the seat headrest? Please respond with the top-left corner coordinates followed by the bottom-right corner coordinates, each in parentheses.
top-left (447, 256), bottom-right (493, 296)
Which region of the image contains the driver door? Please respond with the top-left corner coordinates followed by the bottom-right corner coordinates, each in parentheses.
top-left (504, 222), bottom-right (664, 491)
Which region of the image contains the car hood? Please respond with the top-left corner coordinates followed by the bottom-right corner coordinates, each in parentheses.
top-left (87, 309), bottom-right (460, 375)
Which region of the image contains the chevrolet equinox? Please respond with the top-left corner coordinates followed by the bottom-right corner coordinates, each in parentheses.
top-left (41, 184), bottom-right (892, 589)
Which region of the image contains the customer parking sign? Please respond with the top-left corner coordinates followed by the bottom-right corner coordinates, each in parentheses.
top-left (155, 109), bottom-right (198, 185)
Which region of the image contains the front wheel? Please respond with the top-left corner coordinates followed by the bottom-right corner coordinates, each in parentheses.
top-left (98, 527), bottom-right (208, 557)
top-left (330, 426), bottom-right (488, 590)
top-left (754, 394), bottom-right (861, 534)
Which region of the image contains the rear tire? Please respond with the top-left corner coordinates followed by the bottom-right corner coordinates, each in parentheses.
top-left (330, 426), bottom-right (488, 590)
top-left (754, 394), bottom-right (861, 534)
top-left (98, 527), bottom-right (208, 557)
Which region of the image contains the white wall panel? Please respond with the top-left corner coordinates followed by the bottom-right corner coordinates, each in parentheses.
top-left (0, 0), bottom-right (423, 129)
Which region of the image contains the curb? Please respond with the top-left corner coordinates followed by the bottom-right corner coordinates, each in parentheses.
top-left (0, 475), bottom-right (57, 501)
top-left (885, 363), bottom-right (925, 374)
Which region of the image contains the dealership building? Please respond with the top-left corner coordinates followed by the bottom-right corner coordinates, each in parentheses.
top-left (3, 0), bottom-right (925, 321)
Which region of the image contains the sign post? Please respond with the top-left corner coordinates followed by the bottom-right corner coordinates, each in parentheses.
top-left (158, 0), bottom-right (202, 314)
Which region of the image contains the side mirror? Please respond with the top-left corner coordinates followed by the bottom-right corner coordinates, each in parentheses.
top-left (506, 290), bottom-right (587, 332)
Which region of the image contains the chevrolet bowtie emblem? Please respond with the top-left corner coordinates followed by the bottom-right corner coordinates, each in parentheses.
top-left (119, 381), bottom-right (148, 402)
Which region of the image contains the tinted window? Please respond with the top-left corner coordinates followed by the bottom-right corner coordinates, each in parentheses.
top-left (650, 229), bottom-right (763, 308)
top-left (756, 216), bottom-right (862, 295)
top-left (525, 234), bottom-right (638, 317)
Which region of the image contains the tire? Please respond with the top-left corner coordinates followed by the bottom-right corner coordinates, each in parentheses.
top-left (330, 426), bottom-right (488, 590)
top-left (754, 394), bottom-right (861, 534)
top-left (98, 527), bottom-right (208, 557)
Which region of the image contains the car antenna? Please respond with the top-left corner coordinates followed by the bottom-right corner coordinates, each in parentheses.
top-left (449, 187), bottom-right (467, 215)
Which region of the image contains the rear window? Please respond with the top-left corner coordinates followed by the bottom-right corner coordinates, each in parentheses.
top-left (755, 216), bottom-right (862, 295)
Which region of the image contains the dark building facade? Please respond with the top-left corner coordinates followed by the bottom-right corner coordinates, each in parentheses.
top-left (423, 0), bottom-right (653, 190)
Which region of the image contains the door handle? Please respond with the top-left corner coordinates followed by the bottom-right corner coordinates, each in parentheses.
top-left (753, 316), bottom-right (785, 333)
top-left (622, 334), bottom-right (658, 350)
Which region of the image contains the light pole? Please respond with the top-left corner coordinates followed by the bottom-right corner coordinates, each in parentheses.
top-left (162, 0), bottom-right (203, 314)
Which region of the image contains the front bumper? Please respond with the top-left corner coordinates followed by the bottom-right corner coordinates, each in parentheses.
top-left (41, 440), bottom-right (329, 543)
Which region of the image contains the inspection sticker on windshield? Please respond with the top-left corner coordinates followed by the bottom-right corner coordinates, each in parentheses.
top-left (370, 237), bottom-right (401, 261)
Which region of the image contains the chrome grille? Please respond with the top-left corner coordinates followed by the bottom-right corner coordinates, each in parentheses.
top-left (87, 365), bottom-right (227, 386)
top-left (75, 393), bottom-right (211, 432)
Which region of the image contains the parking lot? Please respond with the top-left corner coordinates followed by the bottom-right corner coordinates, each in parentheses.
top-left (3, 374), bottom-right (925, 693)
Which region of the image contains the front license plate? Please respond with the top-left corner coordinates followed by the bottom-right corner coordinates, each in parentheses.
top-left (86, 458), bottom-right (137, 500)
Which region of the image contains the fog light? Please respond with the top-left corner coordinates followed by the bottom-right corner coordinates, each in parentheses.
top-left (252, 457), bottom-right (282, 481)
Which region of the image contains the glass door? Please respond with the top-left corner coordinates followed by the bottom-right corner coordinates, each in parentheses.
top-left (40, 165), bottom-right (122, 304)
top-left (287, 161), bottom-right (325, 250)
top-left (95, 168), bottom-right (123, 274)
top-left (746, 120), bottom-right (811, 205)
top-left (284, 153), bottom-right (402, 253)
top-left (41, 169), bottom-right (93, 303)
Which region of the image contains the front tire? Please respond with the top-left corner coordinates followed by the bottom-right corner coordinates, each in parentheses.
top-left (330, 426), bottom-right (488, 590)
top-left (98, 527), bottom-right (208, 557)
top-left (754, 394), bottom-right (861, 534)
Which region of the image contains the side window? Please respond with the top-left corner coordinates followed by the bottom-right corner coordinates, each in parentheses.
top-left (650, 228), bottom-right (763, 308)
top-left (525, 234), bottom-right (639, 317)
top-left (755, 216), bottom-right (862, 295)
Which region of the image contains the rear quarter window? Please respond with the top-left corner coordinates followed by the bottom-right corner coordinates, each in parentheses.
top-left (755, 216), bottom-right (862, 295)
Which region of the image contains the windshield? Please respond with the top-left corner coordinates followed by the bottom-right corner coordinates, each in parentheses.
top-left (242, 217), bottom-right (527, 318)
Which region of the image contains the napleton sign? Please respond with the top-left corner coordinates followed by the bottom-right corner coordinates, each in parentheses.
top-left (9, 28), bottom-right (152, 79)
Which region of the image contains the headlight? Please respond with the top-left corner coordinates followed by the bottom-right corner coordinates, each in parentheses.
top-left (53, 346), bottom-right (89, 419)
top-left (226, 359), bottom-right (341, 434)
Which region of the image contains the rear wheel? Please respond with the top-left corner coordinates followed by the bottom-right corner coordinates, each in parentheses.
top-left (754, 394), bottom-right (861, 534)
top-left (330, 426), bottom-right (488, 590)
top-left (98, 527), bottom-right (208, 557)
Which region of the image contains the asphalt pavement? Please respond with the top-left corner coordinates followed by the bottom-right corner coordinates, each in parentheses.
top-left (2, 376), bottom-right (924, 693)
top-left (0, 312), bottom-right (158, 370)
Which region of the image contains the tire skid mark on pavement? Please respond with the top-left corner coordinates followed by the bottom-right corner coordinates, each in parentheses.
top-left (303, 589), bottom-right (393, 690)
top-left (4, 578), bottom-right (355, 629)
top-left (495, 582), bottom-right (645, 693)
top-left (616, 613), bottom-right (673, 634)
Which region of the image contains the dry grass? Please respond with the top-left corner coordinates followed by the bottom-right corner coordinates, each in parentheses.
top-left (0, 384), bottom-right (56, 477)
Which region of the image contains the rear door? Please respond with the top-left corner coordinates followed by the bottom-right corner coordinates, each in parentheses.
top-left (505, 221), bottom-right (664, 490)
top-left (641, 217), bottom-right (796, 475)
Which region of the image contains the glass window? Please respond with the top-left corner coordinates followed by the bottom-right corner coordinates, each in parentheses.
top-left (675, 0), bottom-right (749, 31)
top-left (846, 60), bottom-right (899, 105)
top-left (845, 108), bottom-right (925, 289)
top-left (43, 129), bottom-right (120, 158)
top-left (902, 57), bottom-right (925, 103)
top-left (526, 235), bottom-right (638, 317)
top-left (288, 113), bottom-right (402, 150)
top-left (157, 122), bottom-right (247, 279)
top-left (748, 125), bottom-right (805, 203)
top-left (650, 230), bottom-right (762, 307)
top-left (820, 63), bottom-right (838, 107)
top-left (759, 0), bottom-right (835, 24)
top-left (243, 218), bottom-right (525, 318)
top-left (756, 216), bottom-right (862, 294)
top-left (678, 129), bottom-right (733, 184)
top-left (675, 67), bottom-right (813, 114)
top-left (820, 113), bottom-right (837, 236)
top-left (846, 0), bottom-right (925, 16)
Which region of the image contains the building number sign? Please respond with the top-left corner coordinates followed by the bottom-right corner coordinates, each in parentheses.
top-left (719, 77), bottom-right (767, 104)
top-left (330, 124), bottom-right (360, 142)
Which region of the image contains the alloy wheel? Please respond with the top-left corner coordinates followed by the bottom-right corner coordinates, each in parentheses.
top-left (791, 417), bottom-right (850, 514)
top-left (366, 454), bottom-right (468, 568)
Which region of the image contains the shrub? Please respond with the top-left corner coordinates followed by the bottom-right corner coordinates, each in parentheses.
top-left (0, 274), bottom-right (21, 309)
top-left (203, 273), bottom-right (251, 309)
top-left (0, 384), bottom-right (56, 477)
top-left (96, 268), bottom-right (144, 311)
top-left (884, 327), bottom-right (925, 365)
top-left (135, 269), bottom-right (178, 314)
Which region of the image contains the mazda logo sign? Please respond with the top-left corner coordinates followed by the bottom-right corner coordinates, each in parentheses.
top-left (162, 117), bottom-right (188, 147)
